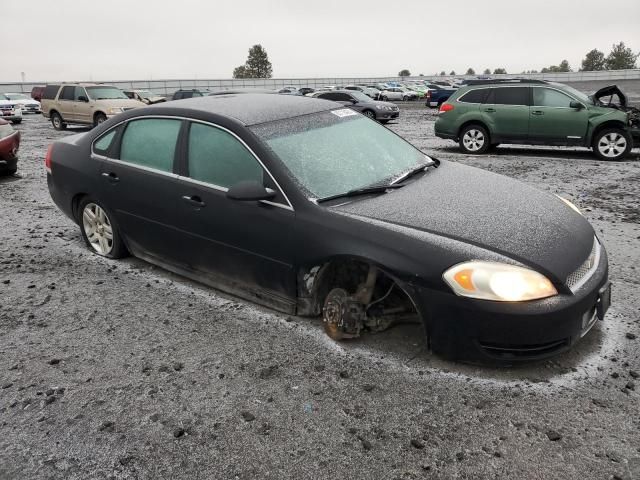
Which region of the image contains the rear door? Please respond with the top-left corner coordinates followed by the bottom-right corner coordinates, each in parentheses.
top-left (97, 117), bottom-right (190, 263)
top-left (57, 86), bottom-right (77, 122)
top-left (529, 87), bottom-right (589, 145)
top-left (482, 87), bottom-right (530, 142)
top-left (173, 121), bottom-right (296, 304)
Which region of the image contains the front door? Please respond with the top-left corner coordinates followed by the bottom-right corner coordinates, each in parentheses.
top-left (529, 87), bottom-right (589, 145)
top-left (73, 86), bottom-right (92, 125)
top-left (482, 87), bottom-right (530, 142)
top-left (173, 121), bottom-right (296, 305)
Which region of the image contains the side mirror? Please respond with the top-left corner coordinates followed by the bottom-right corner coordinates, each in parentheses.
top-left (570, 101), bottom-right (584, 110)
top-left (226, 180), bottom-right (276, 201)
top-left (78, 95), bottom-right (89, 102)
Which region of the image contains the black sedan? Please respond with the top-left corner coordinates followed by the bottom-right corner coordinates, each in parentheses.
top-left (46, 94), bottom-right (610, 363)
top-left (309, 90), bottom-right (399, 123)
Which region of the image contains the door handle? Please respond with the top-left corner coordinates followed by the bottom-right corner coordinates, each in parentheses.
top-left (182, 195), bottom-right (206, 208)
top-left (484, 108), bottom-right (496, 113)
top-left (531, 110), bottom-right (544, 116)
top-left (101, 172), bottom-right (119, 183)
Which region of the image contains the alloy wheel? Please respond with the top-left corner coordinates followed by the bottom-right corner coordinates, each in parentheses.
top-left (82, 203), bottom-right (113, 255)
top-left (597, 133), bottom-right (627, 159)
top-left (462, 129), bottom-right (485, 152)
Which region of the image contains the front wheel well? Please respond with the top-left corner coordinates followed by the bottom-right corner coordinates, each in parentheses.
top-left (590, 121), bottom-right (628, 143)
top-left (297, 257), bottom-right (420, 319)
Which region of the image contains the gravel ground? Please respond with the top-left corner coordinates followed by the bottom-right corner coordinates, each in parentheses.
top-left (1, 100), bottom-right (639, 480)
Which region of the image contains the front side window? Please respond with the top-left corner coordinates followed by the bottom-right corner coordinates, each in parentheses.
top-left (74, 87), bottom-right (87, 101)
top-left (532, 88), bottom-right (574, 108)
top-left (487, 87), bottom-right (529, 106)
top-left (252, 112), bottom-right (428, 199)
top-left (120, 118), bottom-right (181, 172)
top-left (187, 122), bottom-right (263, 188)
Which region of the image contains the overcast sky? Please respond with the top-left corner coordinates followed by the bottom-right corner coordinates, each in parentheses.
top-left (3, 0), bottom-right (639, 82)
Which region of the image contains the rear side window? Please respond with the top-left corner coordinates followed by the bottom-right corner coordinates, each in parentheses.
top-left (93, 129), bottom-right (118, 155)
top-left (458, 88), bottom-right (490, 104)
top-left (120, 119), bottom-right (182, 172)
top-left (532, 88), bottom-right (574, 108)
top-left (487, 87), bottom-right (529, 106)
top-left (42, 85), bottom-right (61, 100)
top-left (59, 86), bottom-right (75, 101)
top-left (187, 122), bottom-right (263, 188)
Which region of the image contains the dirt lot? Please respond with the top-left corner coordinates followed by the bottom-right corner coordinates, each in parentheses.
top-left (1, 102), bottom-right (639, 480)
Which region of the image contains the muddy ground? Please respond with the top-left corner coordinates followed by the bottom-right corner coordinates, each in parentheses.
top-left (1, 103), bottom-right (639, 480)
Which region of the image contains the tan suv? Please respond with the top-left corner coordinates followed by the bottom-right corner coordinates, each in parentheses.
top-left (41, 83), bottom-right (145, 130)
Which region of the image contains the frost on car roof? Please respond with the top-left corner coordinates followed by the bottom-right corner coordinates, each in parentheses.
top-left (159, 93), bottom-right (339, 125)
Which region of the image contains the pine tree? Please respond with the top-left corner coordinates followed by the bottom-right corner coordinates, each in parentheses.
top-left (605, 42), bottom-right (638, 70)
top-left (581, 49), bottom-right (606, 71)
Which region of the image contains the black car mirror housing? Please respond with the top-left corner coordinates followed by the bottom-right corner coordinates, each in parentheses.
top-left (570, 101), bottom-right (584, 110)
top-left (226, 180), bottom-right (276, 201)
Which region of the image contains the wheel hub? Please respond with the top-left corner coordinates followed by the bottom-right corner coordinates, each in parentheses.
top-left (82, 203), bottom-right (114, 255)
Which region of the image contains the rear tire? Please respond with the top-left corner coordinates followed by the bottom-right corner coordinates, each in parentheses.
top-left (592, 128), bottom-right (631, 161)
top-left (77, 197), bottom-right (127, 259)
top-left (51, 112), bottom-right (66, 130)
top-left (11, 119), bottom-right (22, 125)
top-left (459, 124), bottom-right (490, 155)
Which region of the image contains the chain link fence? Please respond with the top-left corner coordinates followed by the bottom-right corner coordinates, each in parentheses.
top-left (2, 70), bottom-right (640, 96)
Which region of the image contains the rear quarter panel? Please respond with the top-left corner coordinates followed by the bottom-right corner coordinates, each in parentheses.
top-left (48, 134), bottom-right (99, 221)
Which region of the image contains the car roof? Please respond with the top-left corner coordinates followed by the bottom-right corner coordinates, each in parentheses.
top-left (152, 93), bottom-right (339, 126)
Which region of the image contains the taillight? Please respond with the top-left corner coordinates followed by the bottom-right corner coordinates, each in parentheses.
top-left (439, 103), bottom-right (454, 113)
top-left (426, 91), bottom-right (431, 100)
top-left (45, 144), bottom-right (53, 174)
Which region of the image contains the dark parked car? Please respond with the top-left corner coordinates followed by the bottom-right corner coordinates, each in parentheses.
top-left (0, 119), bottom-right (20, 175)
top-left (298, 87), bottom-right (315, 96)
top-left (425, 86), bottom-right (456, 107)
top-left (172, 89), bottom-right (209, 100)
top-left (311, 90), bottom-right (399, 123)
top-left (46, 94), bottom-right (610, 364)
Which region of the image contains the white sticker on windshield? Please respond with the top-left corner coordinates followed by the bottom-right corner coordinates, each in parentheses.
top-left (331, 108), bottom-right (358, 118)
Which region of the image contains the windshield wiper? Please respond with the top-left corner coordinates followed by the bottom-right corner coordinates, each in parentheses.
top-left (317, 184), bottom-right (404, 203)
top-left (391, 160), bottom-right (437, 185)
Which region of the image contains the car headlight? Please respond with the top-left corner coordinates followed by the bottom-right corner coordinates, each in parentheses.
top-left (443, 261), bottom-right (557, 301)
top-left (556, 195), bottom-right (582, 216)
top-left (108, 107), bottom-right (124, 114)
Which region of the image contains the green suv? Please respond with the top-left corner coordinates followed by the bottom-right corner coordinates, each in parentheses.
top-left (434, 80), bottom-right (639, 160)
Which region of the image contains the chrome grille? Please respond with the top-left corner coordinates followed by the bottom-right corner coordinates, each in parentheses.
top-left (566, 238), bottom-right (600, 292)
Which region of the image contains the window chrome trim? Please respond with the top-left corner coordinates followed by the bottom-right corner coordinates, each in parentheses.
top-left (90, 115), bottom-right (294, 211)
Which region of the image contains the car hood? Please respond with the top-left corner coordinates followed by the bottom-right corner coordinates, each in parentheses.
top-left (13, 99), bottom-right (39, 105)
top-left (593, 85), bottom-right (628, 108)
top-left (332, 160), bottom-right (595, 283)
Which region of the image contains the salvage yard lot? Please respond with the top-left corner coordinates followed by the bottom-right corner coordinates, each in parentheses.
top-left (1, 107), bottom-right (639, 479)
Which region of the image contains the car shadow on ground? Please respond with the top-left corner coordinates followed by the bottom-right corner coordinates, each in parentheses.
top-left (436, 145), bottom-right (640, 162)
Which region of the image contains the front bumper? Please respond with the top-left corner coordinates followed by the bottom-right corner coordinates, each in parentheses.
top-left (377, 110), bottom-right (399, 120)
top-left (409, 247), bottom-right (610, 364)
top-left (0, 112), bottom-right (22, 122)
